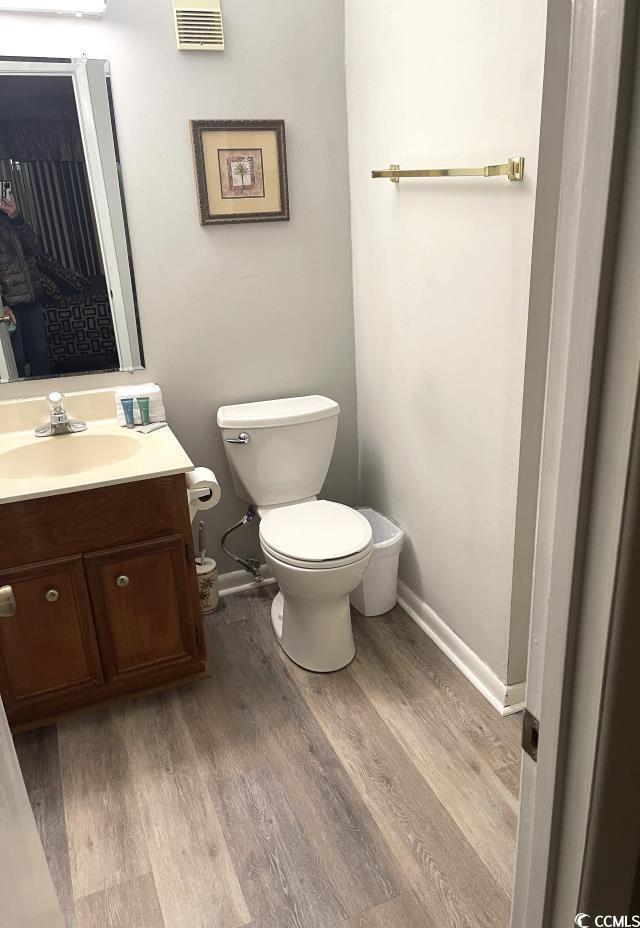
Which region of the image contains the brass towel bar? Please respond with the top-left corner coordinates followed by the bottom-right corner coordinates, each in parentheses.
top-left (371, 156), bottom-right (525, 183)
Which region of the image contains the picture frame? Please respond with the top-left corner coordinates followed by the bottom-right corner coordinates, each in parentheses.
top-left (190, 119), bottom-right (290, 226)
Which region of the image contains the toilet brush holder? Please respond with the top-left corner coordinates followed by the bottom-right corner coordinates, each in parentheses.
top-left (196, 557), bottom-right (218, 614)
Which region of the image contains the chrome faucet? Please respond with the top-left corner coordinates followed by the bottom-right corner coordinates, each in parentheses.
top-left (35, 391), bottom-right (87, 437)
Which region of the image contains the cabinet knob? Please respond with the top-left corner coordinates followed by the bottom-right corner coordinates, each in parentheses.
top-left (116, 575), bottom-right (130, 588)
top-left (45, 589), bottom-right (60, 603)
top-left (0, 585), bottom-right (16, 617)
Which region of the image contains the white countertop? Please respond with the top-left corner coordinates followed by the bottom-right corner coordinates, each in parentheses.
top-left (0, 388), bottom-right (194, 505)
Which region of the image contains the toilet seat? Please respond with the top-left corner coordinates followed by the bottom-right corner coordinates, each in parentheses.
top-left (261, 537), bottom-right (373, 570)
top-left (259, 499), bottom-right (373, 570)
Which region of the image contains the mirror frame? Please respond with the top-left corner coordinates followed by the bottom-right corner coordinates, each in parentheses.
top-left (0, 57), bottom-right (143, 382)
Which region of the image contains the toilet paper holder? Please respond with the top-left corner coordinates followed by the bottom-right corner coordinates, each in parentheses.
top-left (186, 467), bottom-right (221, 523)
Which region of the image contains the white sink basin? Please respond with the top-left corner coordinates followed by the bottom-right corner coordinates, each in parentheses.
top-left (0, 433), bottom-right (141, 479)
top-left (0, 389), bottom-right (194, 505)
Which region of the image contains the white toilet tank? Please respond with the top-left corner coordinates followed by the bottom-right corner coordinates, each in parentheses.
top-left (217, 395), bottom-right (339, 508)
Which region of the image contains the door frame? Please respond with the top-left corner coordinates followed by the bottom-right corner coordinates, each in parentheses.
top-left (0, 695), bottom-right (64, 927)
top-left (512, 0), bottom-right (640, 923)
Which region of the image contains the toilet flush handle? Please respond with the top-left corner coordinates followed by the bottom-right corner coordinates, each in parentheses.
top-left (224, 432), bottom-right (251, 444)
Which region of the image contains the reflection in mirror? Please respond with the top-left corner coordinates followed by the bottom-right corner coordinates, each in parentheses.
top-left (0, 61), bottom-right (143, 382)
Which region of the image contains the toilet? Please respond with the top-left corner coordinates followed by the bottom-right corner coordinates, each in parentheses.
top-left (217, 395), bottom-right (372, 671)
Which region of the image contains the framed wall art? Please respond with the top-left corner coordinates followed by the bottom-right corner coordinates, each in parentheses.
top-left (190, 119), bottom-right (290, 226)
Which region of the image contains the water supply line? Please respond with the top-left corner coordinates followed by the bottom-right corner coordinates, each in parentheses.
top-left (220, 506), bottom-right (263, 582)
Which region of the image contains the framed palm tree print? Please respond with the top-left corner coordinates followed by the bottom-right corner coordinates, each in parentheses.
top-left (190, 119), bottom-right (290, 225)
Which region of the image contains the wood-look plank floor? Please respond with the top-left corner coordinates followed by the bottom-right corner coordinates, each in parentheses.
top-left (14, 587), bottom-right (522, 928)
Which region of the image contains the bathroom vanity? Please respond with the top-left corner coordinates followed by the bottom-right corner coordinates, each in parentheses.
top-left (0, 391), bottom-right (207, 729)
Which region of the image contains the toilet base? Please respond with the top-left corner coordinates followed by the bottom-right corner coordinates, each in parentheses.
top-left (271, 591), bottom-right (284, 640)
top-left (270, 587), bottom-right (356, 673)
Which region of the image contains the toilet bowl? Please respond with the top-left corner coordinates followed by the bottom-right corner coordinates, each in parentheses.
top-left (217, 394), bottom-right (371, 672)
top-left (259, 500), bottom-right (373, 671)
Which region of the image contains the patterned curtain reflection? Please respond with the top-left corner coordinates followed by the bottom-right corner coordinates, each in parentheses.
top-left (0, 157), bottom-right (103, 279)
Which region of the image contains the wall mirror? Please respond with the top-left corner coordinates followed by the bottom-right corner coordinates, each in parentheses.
top-left (0, 58), bottom-right (143, 382)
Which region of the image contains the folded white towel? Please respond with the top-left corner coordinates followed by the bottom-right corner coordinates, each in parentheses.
top-left (115, 383), bottom-right (166, 426)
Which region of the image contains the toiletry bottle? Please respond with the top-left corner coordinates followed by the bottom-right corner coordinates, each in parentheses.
top-left (136, 396), bottom-right (151, 426)
top-left (120, 397), bottom-right (135, 428)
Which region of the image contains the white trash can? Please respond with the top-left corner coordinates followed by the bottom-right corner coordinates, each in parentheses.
top-left (350, 508), bottom-right (405, 616)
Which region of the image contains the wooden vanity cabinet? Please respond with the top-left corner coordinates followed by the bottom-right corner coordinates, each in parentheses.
top-left (0, 475), bottom-right (207, 729)
top-left (85, 535), bottom-right (200, 683)
top-left (0, 556), bottom-right (104, 715)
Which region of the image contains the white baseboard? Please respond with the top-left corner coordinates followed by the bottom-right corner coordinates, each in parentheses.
top-left (397, 581), bottom-right (526, 717)
top-left (218, 571), bottom-right (526, 716)
top-left (218, 566), bottom-right (276, 597)
top-left (504, 680), bottom-right (527, 715)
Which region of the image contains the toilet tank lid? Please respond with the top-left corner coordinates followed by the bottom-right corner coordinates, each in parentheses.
top-left (217, 395), bottom-right (339, 429)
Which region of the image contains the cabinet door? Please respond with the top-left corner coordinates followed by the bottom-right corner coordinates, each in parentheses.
top-left (84, 534), bottom-right (201, 685)
top-left (0, 556), bottom-right (103, 721)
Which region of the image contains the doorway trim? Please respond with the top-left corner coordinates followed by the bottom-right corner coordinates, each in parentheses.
top-left (512, 0), bottom-right (639, 923)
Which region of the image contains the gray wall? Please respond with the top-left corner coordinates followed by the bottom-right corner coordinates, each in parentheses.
top-left (0, 0), bottom-right (358, 570)
top-left (344, 0), bottom-right (547, 682)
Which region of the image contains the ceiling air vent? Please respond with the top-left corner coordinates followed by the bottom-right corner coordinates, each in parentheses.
top-left (173, 0), bottom-right (224, 51)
